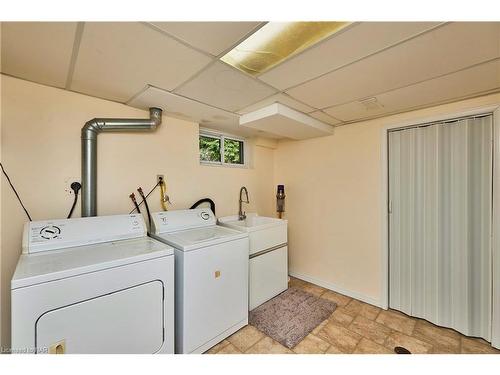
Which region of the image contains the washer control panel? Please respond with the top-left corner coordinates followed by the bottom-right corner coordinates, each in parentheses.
top-left (39, 225), bottom-right (61, 240)
top-left (151, 208), bottom-right (216, 234)
top-left (23, 214), bottom-right (146, 254)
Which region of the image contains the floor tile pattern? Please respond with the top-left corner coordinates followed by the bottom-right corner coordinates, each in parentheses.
top-left (206, 277), bottom-right (500, 354)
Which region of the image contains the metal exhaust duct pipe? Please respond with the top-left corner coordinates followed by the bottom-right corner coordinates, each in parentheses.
top-left (81, 107), bottom-right (162, 217)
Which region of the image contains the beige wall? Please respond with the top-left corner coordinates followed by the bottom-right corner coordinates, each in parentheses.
top-left (0, 75), bottom-right (275, 348)
top-left (0, 49), bottom-right (3, 345)
top-left (275, 92), bottom-right (500, 306)
top-left (1, 23), bottom-right (4, 344)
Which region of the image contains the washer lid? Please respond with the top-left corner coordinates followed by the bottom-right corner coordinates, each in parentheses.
top-left (152, 225), bottom-right (247, 251)
top-left (11, 237), bottom-right (174, 289)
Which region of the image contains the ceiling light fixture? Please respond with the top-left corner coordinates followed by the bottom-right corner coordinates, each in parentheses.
top-left (220, 22), bottom-right (350, 76)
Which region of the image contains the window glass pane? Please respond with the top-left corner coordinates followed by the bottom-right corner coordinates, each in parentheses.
top-left (224, 138), bottom-right (244, 164)
top-left (199, 135), bottom-right (221, 162)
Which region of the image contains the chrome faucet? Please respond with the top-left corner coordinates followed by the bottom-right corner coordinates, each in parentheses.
top-left (239, 186), bottom-right (249, 220)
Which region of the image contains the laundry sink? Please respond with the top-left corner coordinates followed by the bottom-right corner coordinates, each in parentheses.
top-left (218, 214), bottom-right (287, 255)
top-left (219, 213), bottom-right (288, 310)
top-left (218, 214), bottom-right (284, 232)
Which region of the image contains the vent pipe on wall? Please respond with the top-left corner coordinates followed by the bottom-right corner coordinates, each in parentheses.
top-left (81, 107), bottom-right (163, 217)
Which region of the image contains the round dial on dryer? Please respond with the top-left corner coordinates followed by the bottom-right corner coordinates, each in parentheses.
top-left (40, 225), bottom-right (61, 239)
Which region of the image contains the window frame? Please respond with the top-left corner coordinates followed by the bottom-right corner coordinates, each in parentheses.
top-left (199, 128), bottom-right (248, 168)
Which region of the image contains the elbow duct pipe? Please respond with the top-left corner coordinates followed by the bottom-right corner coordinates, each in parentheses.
top-left (81, 107), bottom-right (162, 217)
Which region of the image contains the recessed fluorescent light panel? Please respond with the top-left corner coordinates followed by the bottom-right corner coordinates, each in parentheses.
top-left (221, 22), bottom-right (350, 76)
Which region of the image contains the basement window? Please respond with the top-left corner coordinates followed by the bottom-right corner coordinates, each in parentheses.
top-left (199, 130), bottom-right (246, 167)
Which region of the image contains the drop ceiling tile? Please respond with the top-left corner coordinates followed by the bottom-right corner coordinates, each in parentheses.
top-left (128, 85), bottom-right (238, 126)
top-left (287, 22), bottom-right (500, 109)
top-left (175, 61), bottom-right (277, 112)
top-left (324, 99), bottom-right (386, 122)
top-left (71, 22), bottom-right (212, 102)
top-left (259, 22), bottom-right (442, 90)
top-left (128, 85), bottom-right (270, 138)
top-left (1, 22), bottom-right (77, 88)
top-left (309, 110), bottom-right (342, 126)
top-left (150, 22), bottom-right (262, 56)
top-left (325, 59), bottom-right (500, 122)
top-left (237, 93), bottom-right (315, 114)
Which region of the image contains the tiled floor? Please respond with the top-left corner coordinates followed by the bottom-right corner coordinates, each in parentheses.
top-left (206, 277), bottom-right (500, 354)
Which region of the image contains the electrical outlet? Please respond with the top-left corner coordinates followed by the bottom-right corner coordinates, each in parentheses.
top-left (157, 174), bottom-right (164, 184)
top-left (64, 177), bottom-right (81, 195)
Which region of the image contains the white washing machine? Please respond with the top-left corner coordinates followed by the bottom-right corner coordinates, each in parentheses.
top-left (150, 208), bottom-right (249, 354)
top-left (11, 214), bottom-right (174, 354)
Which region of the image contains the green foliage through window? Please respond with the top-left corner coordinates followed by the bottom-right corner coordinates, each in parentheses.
top-left (199, 135), bottom-right (221, 162)
top-left (199, 132), bottom-right (245, 166)
top-left (224, 138), bottom-right (244, 164)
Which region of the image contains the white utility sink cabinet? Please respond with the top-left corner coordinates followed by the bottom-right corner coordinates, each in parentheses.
top-left (218, 214), bottom-right (288, 310)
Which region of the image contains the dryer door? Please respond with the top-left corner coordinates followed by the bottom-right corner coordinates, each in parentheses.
top-left (36, 281), bottom-right (164, 354)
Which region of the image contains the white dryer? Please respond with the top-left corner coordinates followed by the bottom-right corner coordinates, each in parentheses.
top-left (11, 214), bottom-right (174, 354)
top-left (150, 208), bottom-right (249, 354)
